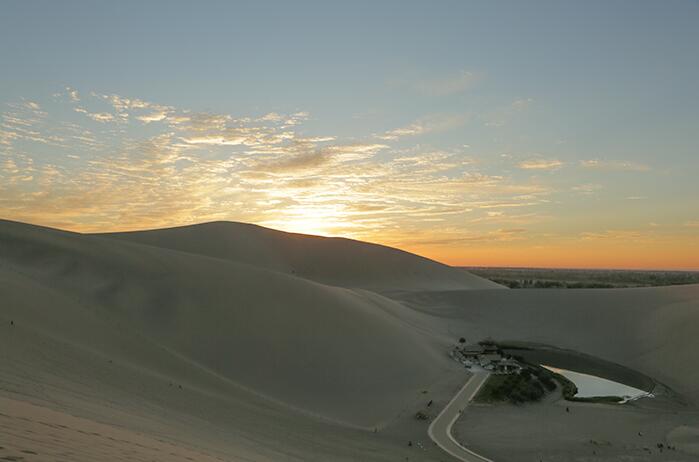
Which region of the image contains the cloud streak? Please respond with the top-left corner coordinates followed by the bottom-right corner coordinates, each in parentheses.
top-left (413, 70), bottom-right (482, 96)
top-left (518, 158), bottom-right (563, 170)
top-left (377, 114), bottom-right (469, 141)
top-left (580, 159), bottom-right (651, 172)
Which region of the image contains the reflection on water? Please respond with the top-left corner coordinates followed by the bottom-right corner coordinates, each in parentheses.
top-left (542, 365), bottom-right (653, 403)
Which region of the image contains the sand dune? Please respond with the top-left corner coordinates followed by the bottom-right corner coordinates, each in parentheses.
top-left (2, 218), bottom-right (699, 461)
top-left (0, 219), bottom-right (457, 428)
top-left (96, 221), bottom-right (502, 291)
top-left (2, 219), bottom-right (476, 460)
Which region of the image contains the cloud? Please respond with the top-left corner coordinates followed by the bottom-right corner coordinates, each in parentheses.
top-left (258, 112), bottom-right (283, 122)
top-left (392, 148), bottom-right (474, 174)
top-left (580, 229), bottom-right (646, 241)
top-left (178, 113), bottom-right (231, 131)
top-left (580, 159), bottom-right (650, 172)
top-left (258, 150), bottom-right (330, 173)
top-left (2, 158), bottom-right (20, 174)
top-left (571, 183), bottom-right (603, 195)
top-left (377, 114), bottom-right (469, 141)
top-left (181, 134), bottom-right (249, 146)
top-left (67, 87), bottom-right (80, 102)
top-left (483, 98), bottom-right (533, 127)
top-left (518, 158), bottom-right (563, 170)
top-left (399, 227), bottom-right (528, 246)
top-left (250, 143), bottom-right (387, 173)
top-left (413, 70), bottom-right (482, 96)
top-left (136, 111), bottom-right (168, 123)
top-left (87, 112), bottom-right (115, 122)
top-left (0, 88), bottom-right (557, 246)
top-left (24, 101), bottom-right (42, 111)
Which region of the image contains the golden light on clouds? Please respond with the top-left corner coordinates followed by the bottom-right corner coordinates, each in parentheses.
top-left (0, 88), bottom-right (696, 270)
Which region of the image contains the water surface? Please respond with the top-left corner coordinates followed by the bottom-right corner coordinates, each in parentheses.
top-left (543, 365), bottom-right (653, 403)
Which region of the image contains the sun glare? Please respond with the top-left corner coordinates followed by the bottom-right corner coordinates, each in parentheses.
top-left (259, 204), bottom-right (353, 237)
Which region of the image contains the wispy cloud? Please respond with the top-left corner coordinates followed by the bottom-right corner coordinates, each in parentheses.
top-left (136, 111), bottom-right (168, 123)
top-left (0, 88), bottom-right (550, 244)
top-left (0, 72), bottom-right (695, 269)
top-left (518, 158), bottom-right (563, 170)
top-left (483, 98), bottom-right (533, 127)
top-left (580, 229), bottom-right (647, 241)
top-left (413, 70), bottom-right (483, 96)
top-left (86, 112), bottom-right (115, 122)
top-left (571, 183), bottom-right (603, 195)
top-left (580, 159), bottom-right (650, 172)
top-left (377, 114), bottom-right (469, 141)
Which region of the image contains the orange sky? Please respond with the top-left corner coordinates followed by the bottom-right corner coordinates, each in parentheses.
top-left (1, 88), bottom-right (697, 272)
top-left (2, 2), bottom-right (699, 272)
top-left (420, 240), bottom-right (699, 271)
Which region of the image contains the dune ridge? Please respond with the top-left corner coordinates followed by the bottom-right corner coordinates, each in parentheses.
top-left (94, 221), bottom-right (503, 291)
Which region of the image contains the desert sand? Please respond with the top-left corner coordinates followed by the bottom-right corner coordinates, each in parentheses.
top-left (454, 398), bottom-right (699, 462)
top-left (2, 219), bottom-right (699, 461)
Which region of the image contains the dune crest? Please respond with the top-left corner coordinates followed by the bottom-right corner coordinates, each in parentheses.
top-left (95, 221), bottom-right (503, 291)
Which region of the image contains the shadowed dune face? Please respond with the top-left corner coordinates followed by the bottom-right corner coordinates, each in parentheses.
top-left (0, 219), bottom-right (453, 428)
top-left (96, 221), bottom-right (503, 291)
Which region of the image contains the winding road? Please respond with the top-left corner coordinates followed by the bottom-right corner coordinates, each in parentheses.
top-left (428, 370), bottom-right (493, 462)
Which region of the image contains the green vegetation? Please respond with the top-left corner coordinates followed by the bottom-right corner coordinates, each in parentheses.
top-left (555, 373), bottom-right (577, 399)
top-left (476, 366), bottom-right (557, 405)
top-left (570, 395), bottom-right (624, 404)
top-left (464, 267), bottom-right (699, 289)
top-left (476, 361), bottom-right (624, 405)
top-left (490, 279), bottom-right (617, 289)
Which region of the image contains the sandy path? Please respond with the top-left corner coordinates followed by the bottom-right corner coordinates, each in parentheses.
top-left (428, 370), bottom-right (493, 462)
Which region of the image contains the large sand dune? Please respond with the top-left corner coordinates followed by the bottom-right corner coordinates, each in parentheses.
top-left (2, 218), bottom-right (699, 461)
top-left (96, 221), bottom-right (502, 291)
top-left (0, 219), bottom-right (479, 461)
top-left (0, 219), bottom-right (460, 427)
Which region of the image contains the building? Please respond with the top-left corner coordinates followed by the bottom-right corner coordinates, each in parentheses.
top-left (452, 341), bottom-right (521, 374)
top-left (493, 358), bottom-right (523, 375)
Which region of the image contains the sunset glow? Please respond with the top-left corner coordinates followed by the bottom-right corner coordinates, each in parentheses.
top-left (1, 2), bottom-right (698, 270)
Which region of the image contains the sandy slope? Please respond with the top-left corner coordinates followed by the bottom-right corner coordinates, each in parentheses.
top-left (453, 399), bottom-right (699, 462)
top-left (0, 219), bottom-right (473, 461)
top-left (0, 219), bottom-right (458, 427)
top-left (96, 221), bottom-right (502, 291)
top-left (2, 218), bottom-right (699, 461)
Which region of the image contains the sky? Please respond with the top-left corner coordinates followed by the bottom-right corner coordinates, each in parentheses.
top-left (1, 1), bottom-right (698, 269)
